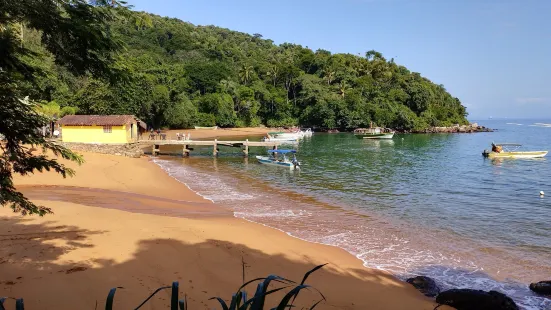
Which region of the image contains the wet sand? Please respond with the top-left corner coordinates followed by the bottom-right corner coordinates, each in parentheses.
top-left (0, 151), bottom-right (447, 309)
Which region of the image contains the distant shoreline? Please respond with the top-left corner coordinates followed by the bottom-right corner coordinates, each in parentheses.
top-left (158, 124), bottom-right (493, 137)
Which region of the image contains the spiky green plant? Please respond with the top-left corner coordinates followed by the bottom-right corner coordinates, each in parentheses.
top-left (0, 297), bottom-right (24, 310)
top-left (101, 264), bottom-right (326, 310)
top-left (209, 264), bottom-right (327, 310)
top-left (0, 264), bottom-right (326, 310)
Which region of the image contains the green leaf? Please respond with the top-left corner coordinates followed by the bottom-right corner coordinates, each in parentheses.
top-left (245, 286), bottom-right (290, 310)
top-left (178, 298), bottom-right (187, 310)
top-left (133, 286), bottom-right (171, 309)
top-left (275, 285), bottom-right (310, 310)
top-left (209, 297), bottom-right (229, 310)
top-left (15, 299), bottom-right (24, 310)
top-left (290, 264), bottom-right (327, 307)
top-left (171, 282), bottom-right (179, 310)
top-left (308, 298), bottom-right (325, 310)
top-left (105, 288), bottom-right (117, 310)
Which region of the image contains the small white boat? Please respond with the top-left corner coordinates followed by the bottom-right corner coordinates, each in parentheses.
top-left (256, 150), bottom-right (301, 170)
top-left (354, 123), bottom-right (395, 139)
top-left (194, 126), bottom-right (218, 130)
top-left (263, 137), bottom-right (299, 143)
top-left (263, 132), bottom-right (300, 143)
top-left (482, 143), bottom-right (548, 159)
top-left (301, 128), bottom-right (313, 137)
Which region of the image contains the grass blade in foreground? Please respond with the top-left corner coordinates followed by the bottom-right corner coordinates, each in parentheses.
top-left (15, 299), bottom-right (24, 310)
top-left (171, 282), bottom-right (179, 310)
top-left (106, 288), bottom-right (117, 310)
top-left (290, 264), bottom-right (327, 307)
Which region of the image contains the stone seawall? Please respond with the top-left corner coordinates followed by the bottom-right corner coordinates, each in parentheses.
top-left (60, 142), bottom-right (144, 158)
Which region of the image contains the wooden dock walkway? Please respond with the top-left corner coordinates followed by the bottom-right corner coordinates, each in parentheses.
top-left (138, 139), bottom-right (281, 156)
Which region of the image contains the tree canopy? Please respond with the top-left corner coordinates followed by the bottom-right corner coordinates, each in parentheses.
top-left (0, 0), bottom-right (125, 215)
top-left (19, 10), bottom-right (468, 131)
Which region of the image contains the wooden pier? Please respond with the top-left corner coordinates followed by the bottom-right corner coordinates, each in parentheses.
top-left (138, 139), bottom-right (281, 156)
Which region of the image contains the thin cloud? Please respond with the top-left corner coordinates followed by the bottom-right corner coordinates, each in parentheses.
top-left (515, 97), bottom-right (550, 104)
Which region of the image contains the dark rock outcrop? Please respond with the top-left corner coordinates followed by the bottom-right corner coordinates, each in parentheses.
top-left (411, 123), bottom-right (494, 134)
top-left (436, 289), bottom-right (518, 310)
top-left (406, 276), bottom-right (440, 297)
top-left (529, 281), bottom-right (551, 295)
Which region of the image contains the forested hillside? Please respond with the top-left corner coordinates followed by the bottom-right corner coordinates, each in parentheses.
top-left (25, 11), bottom-right (468, 130)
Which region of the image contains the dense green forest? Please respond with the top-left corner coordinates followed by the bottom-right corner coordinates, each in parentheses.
top-left (23, 10), bottom-right (468, 131)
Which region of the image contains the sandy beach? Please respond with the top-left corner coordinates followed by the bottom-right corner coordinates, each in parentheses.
top-left (0, 137), bottom-right (447, 309)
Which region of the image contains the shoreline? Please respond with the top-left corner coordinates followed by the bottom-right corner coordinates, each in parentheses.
top-left (2, 151), bottom-right (444, 309)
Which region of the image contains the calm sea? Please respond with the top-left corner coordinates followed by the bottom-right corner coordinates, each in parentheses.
top-left (153, 119), bottom-right (551, 309)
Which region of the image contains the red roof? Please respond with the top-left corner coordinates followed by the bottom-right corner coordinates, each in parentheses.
top-left (58, 115), bottom-right (146, 129)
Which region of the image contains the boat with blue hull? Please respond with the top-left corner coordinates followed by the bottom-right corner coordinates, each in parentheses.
top-left (255, 150), bottom-right (301, 170)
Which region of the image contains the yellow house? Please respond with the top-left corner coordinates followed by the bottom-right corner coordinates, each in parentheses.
top-left (57, 115), bottom-right (147, 144)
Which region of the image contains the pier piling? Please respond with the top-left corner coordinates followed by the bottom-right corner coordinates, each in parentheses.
top-left (139, 139), bottom-right (280, 157)
top-left (243, 139), bottom-right (249, 156)
top-left (213, 139), bottom-right (218, 156)
top-left (152, 144), bottom-right (160, 156)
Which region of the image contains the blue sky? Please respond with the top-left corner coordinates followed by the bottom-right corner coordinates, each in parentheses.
top-left (128, 0), bottom-right (551, 120)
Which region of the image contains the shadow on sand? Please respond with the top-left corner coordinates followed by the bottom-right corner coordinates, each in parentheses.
top-left (0, 217), bottom-right (447, 310)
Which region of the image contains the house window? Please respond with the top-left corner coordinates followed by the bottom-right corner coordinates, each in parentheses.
top-left (103, 125), bottom-right (112, 133)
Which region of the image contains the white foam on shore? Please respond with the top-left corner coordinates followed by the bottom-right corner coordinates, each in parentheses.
top-left (151, 157), bottom-right (550, 310)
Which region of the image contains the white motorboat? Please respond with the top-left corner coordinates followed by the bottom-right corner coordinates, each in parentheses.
top-left (301, 128), bottom-right (313, 137)
top-left (263, 132), bottom-right (300, 142)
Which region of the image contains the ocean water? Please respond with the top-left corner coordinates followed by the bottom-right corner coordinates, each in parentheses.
top-left (153, 119), bottom-right (551, 309)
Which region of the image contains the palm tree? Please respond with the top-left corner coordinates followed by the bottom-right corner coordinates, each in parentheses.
top-left (339, 81), bottom-right (350, 99)
top-left (323, 70), bottom-right (335, 85)
top-left (266, 65), bottom-right (279, 86)
top-left (134, 13), bottom-right (153, 30)
top-left (239, 65), bottom-right (254, 85)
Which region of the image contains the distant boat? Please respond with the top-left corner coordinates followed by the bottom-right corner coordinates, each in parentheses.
top-left (194, 126), bottom-right (218, 130)
top-left (482, 143), bottom-right (548, 159)
top-left (354, 126), bottom-right (394, 139)
top-left (263, 131), bottom-right (300, 143)
top-left (256, 150), bottom-right (301, 170)
top-left (301, 128), bottom-right (314, 137)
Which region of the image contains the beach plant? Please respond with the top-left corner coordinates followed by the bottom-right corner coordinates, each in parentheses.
top-left (100, 264), bottom-right (326, 310)
top-left (0, 297), bottom-right (24, 310)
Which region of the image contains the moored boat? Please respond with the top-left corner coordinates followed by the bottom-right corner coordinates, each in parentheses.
top-left (263, 131), bottom-right (300, 143)
top-left (354, 124), bottom-right (394, 139)
top-left (301, 128), bottom-right (313, 137)
top-left (482, 143), bottom-right (548, 159)
top-left (255, 150), bottom-right (301, 170)
top-left (194, 126), bottom-right (218, 130)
